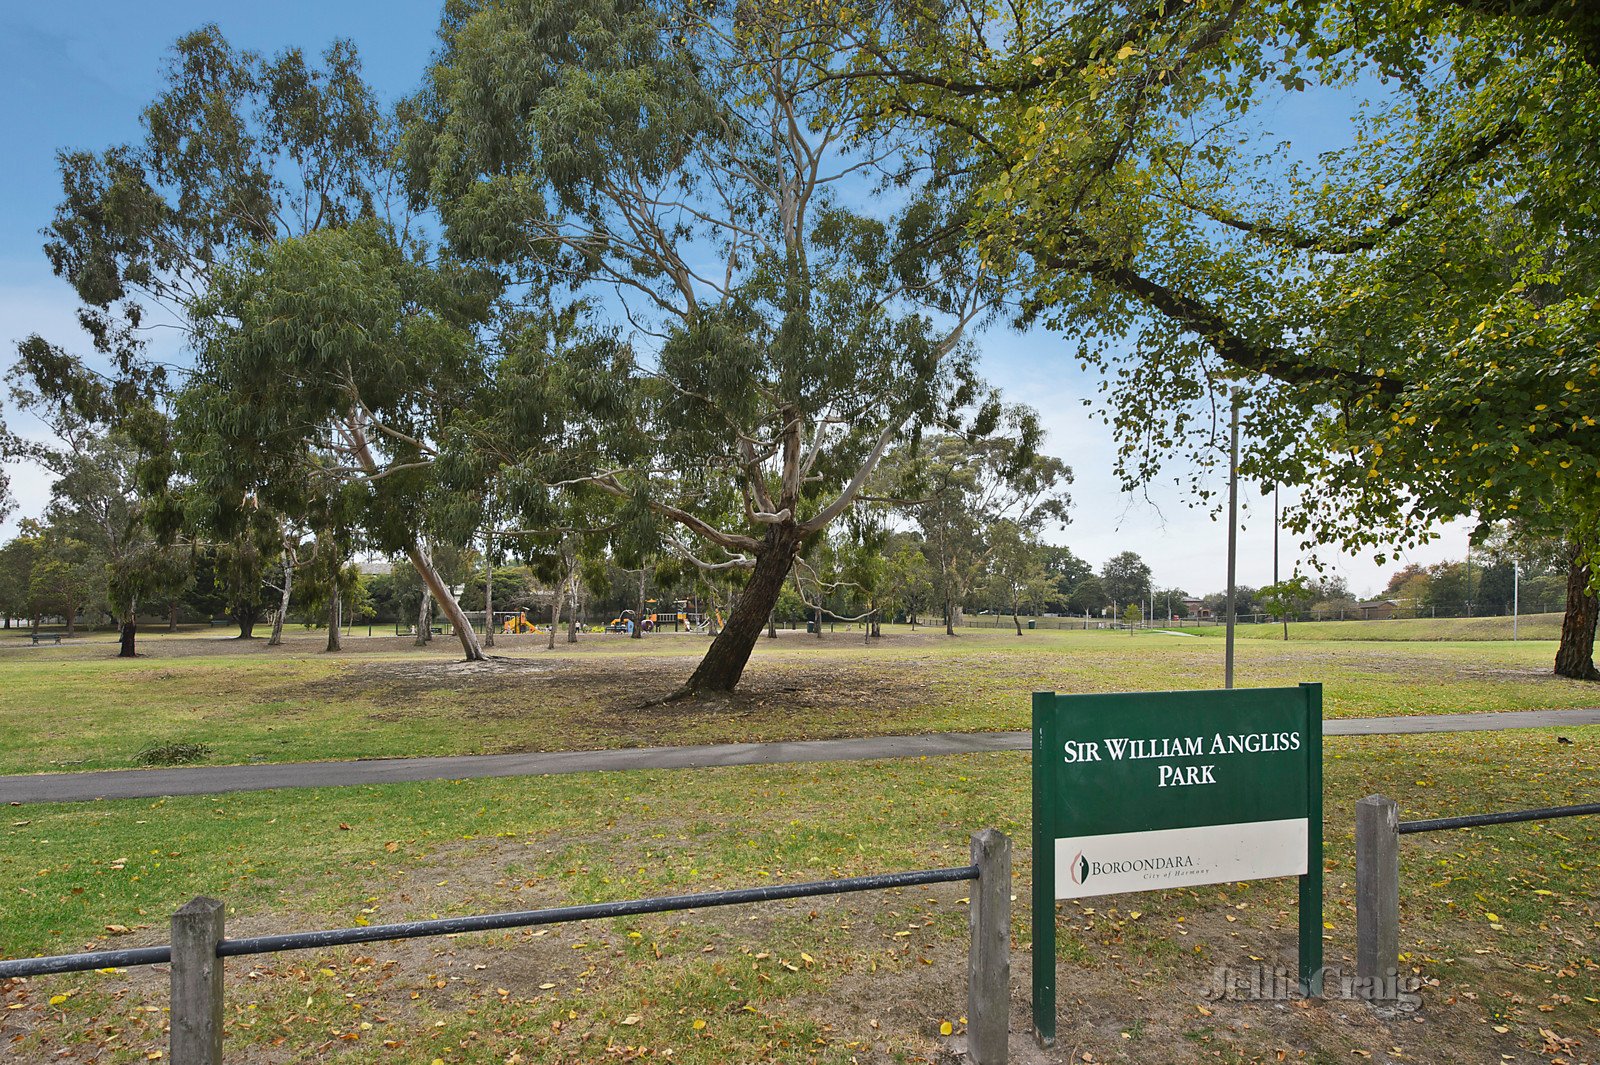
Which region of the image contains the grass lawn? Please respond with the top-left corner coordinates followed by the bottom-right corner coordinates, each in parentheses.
top-left (2, 727), bottom-right (1596, 1063)
top-left (1, 626), bottom-right (1595, 775)
top-left (1175, 612), bottom-right (1566, 642)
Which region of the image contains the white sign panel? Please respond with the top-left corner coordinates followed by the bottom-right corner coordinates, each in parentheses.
top-left (1054, 818), bottom-right (1309, 898)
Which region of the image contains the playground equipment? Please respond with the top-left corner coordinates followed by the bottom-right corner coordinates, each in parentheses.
top-left (498, 611), bottom-right (538, 634)
top-left (606, 602), bottom-right (723, 633)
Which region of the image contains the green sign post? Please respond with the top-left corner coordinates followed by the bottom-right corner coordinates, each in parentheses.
top-left (1031, 684), bottom-right (1323, 1046)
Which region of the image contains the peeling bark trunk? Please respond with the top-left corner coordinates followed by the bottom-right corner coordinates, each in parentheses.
top-left (632, 570), bottom-right (646, 640)
top-left (326, 588), bottom-right (342, 652)
top-left (673, 526), bottom-right (801, 696)
top-left (405, 542), bottom-right (485, 661)
top-left (415, 583), bottom-right (432, 646)
top-left (268, 553), bottom-right (293, 647)
top-left (566, 568), bottom-right (580, 644)
top-left (1555, 546), bottom-right (1599, 681)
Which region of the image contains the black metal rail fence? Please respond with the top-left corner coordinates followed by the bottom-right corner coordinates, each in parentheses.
top-left (0, 830), bottom-right (1014, 1065)
top-left (1354, 799), bottom-right (1599, 999)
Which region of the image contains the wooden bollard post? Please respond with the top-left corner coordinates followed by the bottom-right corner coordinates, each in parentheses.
top-left (1355, 795), bottom-right (1400, 1001)
top-left (171, 896), bottom-right (225, 1064)
top-left (968, 829), bottom-right (1011, 1065)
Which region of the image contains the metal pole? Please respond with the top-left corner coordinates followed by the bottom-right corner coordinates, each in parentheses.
top-left (1513, 561), bottom-right (1520, 640)
top-left (1224, 394), bottom-right (1240, 689)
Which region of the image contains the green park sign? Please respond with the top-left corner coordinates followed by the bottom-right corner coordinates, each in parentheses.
top-left (1031, 684), bottom-right (1324, 1045)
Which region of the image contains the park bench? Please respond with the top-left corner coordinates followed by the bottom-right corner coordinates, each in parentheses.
top-left (30, 633), bottom-right (61, 645)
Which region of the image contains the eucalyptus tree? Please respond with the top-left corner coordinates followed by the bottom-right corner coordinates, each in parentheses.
top-left (880, 426), bottom-right (1072, 635)
top-left (985, 521), bottom-right (1054, 635)
top-left (405, 0), bottom-right (1001, 694)
top-left (19, 26), bottom-right (499, 658)
top-left (187, 220), bottom-right (499, 659)
top-left (835, 0), bottom-right (1600, 678)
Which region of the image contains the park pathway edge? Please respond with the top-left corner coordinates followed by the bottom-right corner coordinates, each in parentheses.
top-left (4, 708), bottom-right (1598, 805)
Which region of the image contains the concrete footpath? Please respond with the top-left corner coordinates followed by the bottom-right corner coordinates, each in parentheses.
top-left (4, 708), bottom-right (1597, 806)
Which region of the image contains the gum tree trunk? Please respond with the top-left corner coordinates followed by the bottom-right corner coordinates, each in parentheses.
top-left (566, 568), bottom-right (580, 644)
top-left (547, 590), bottom-right (560, 650)
top-left (632, 570), bottom-right (646, 640)
top-left (168, 602), bottom-right (180, 632)
top-left (405, 542), bottom-right (485, 661)
top-left (326, 588), bottom-right (342, 652)
top-left (118, 610), bottom-right (137, 657)
top-left (1554, 546), bottom-right (1599, 681)
top-left (483, 531), bottom-right (495, 649)
top-left (415, 582), bottom-right (432, 646)
top-left (268, 552), bottom-right (294, 647)
top-left (673, 526), bottom-right (802, 697)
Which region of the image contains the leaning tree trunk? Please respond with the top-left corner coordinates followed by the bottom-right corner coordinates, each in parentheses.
top-left (326, 588), bottom-right (342, 652)
top-left (673, 526), bottom-right (802, 697)
top-left (1554, 546), bottom-right (1599, 681)
top-left (404, 542), bottom-right (486, 662)
top-left (1013, 602), bottom-right (1023, 636)
top-left (268, 557), bottom-right (293, 647)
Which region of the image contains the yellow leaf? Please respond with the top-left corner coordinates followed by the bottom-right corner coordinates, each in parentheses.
top-left (692, 1018), bottom-right (707, 1030)
top-left (940, 1021), bottom-right (954, 1036)
top-left (1484, 913), bottom-right (1500, 922)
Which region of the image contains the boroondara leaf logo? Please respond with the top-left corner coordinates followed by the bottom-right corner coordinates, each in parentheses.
top-left (1070, 850), bottom-right (1090, 886)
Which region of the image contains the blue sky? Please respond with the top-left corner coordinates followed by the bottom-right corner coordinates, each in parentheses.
top-left (0, 3), bottom-right (1472, 599)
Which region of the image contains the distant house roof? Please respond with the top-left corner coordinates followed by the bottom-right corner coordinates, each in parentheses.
top-left (357, 560), bottom-right (393, 575)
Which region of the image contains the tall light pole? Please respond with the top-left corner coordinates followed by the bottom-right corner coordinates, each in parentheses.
top-left (1224, 392), bottom-right (1241, 689)
top-left (1513, 560), bottom-right (1520, 641)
